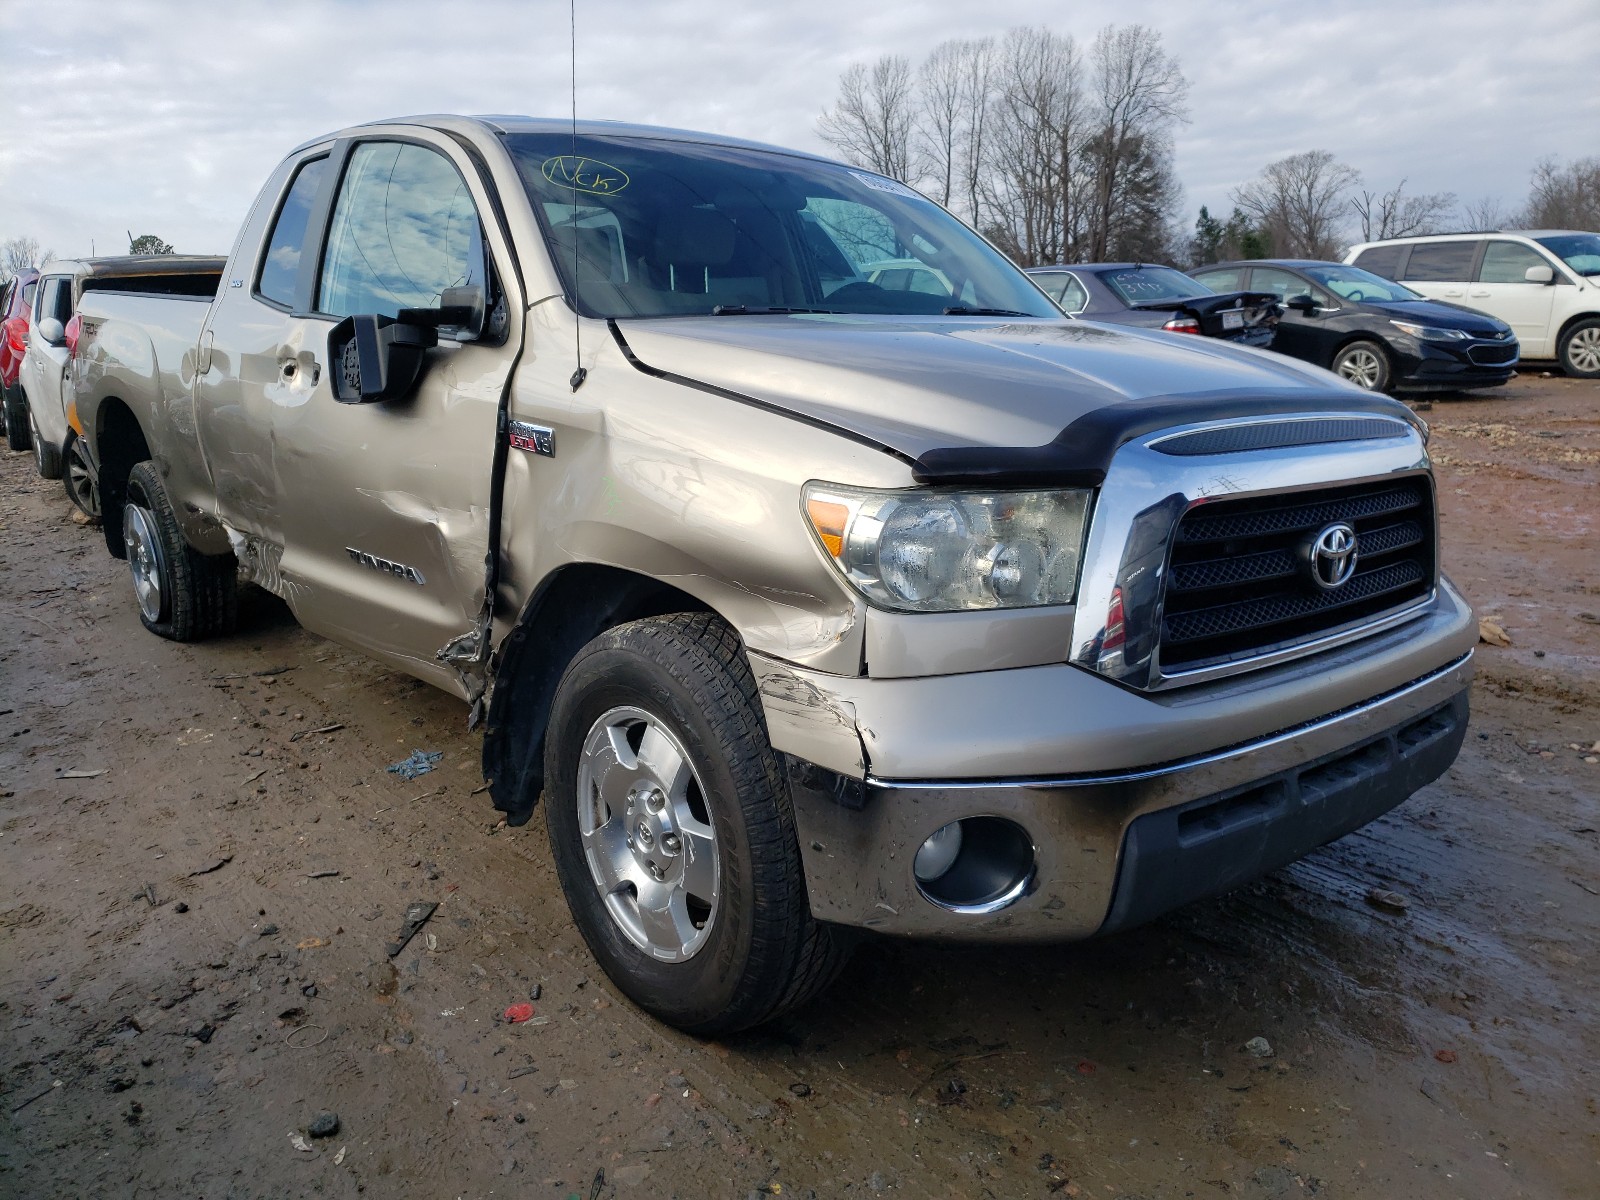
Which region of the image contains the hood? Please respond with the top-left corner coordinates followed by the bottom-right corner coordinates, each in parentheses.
top-left (612, 314), bottom-right (1368, 462)
top-left (1361, 296), bottom-right (1510, 334)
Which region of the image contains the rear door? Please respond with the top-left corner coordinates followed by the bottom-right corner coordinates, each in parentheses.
top-left (1396, 239), bottom-right (1480, 304)
top-left (1466, 240), bottom-right (1557, 355)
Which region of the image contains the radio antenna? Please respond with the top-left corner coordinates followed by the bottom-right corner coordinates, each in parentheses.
top-left (568, 0), bottom-right (587, 391)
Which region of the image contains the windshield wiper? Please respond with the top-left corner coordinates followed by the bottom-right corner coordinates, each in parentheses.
top-left (942, 305), bottom-right (1033, 317)
top-left (710, 305), bottom-right (837, 316)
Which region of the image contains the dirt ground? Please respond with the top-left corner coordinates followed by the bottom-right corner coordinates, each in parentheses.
top-left (1, 372), bottom-right (1596, 1200)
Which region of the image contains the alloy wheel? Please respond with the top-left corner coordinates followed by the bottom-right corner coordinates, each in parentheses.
top-left (67, 437), bottom-right (100, 518)
top-left (576, 705), bottom-right (720, 962)
top-left (123, 501), bottom-right (166, 623)
top-left (1568, 326), bottom-right (1600, 375)
top-left (1337, 348), bottom-right (1383, 389)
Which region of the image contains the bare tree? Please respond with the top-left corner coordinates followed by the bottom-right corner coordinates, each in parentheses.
top-left (983, 26), bottom-right (1085, 266)
top-left (1231, 150), bottom-right (1360, 259)
top-left (1351, 180), bottom-right (1456, 242)
top-left (1086, 25), bottom-right (1188, 260)
top-left (817, 55), bottom-right (921, 182)
top-left (1523, 155), bottom-right (1600, 230)
top-left (2, 236), bottom-right (52, 283)
top-left (918, 38), bottom-right (994, 222)
top-left (1460, 195), bottom-right (1512, 230)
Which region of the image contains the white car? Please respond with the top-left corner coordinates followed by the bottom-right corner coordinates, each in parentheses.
top-left (1344, 230), bottom-right (1600, 377)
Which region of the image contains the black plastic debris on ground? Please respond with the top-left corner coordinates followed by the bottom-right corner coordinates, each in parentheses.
top-left (387, 901), bottom-right (438, 958)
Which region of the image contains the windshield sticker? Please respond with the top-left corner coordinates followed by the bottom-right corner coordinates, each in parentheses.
top-left (848, 170), bottom-right (922, 200)
top-left (541, 156), bottom-right (630, 196)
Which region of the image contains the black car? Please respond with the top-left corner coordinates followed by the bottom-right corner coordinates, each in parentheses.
top-left (1026, 262), bottom-right (1280, 348)
top-left (1188, 260), bottom-right (1518, 393)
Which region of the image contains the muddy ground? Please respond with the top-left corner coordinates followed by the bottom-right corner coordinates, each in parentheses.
top-left (1, 372), bottom-right (1596, 1200)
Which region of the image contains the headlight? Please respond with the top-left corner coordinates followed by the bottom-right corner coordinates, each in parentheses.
top-left (1389, 320), bottom-right (1468, 341)
top-left (802, 482), bottom-right (1092, 612)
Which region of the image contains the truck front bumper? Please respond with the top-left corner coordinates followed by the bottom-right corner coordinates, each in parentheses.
top-left (756, 580), bottom-right (1476, 941)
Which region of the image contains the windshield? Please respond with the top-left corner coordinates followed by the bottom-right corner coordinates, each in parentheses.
top-left (1301, 264), bottom-right (1422, 302)
top-left (505, 133), bottom-right (1059, 319)
top-left (1535, 233), bottom-right (1600, 276)
top-left (1099, 265), bottom-right (1212, 305)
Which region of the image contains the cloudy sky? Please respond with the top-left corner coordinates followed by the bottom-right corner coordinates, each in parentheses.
top-left (2, 0), bottom-right (1596, 260)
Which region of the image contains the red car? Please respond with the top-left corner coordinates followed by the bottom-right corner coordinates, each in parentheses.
top-left (2, 268), bottom-right (39, 449)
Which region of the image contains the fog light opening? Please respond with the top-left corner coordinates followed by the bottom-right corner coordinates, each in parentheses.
top-left (913, 821), bottom-right (964, 882)
top-left (914, 816), bottom-right (1035, 914)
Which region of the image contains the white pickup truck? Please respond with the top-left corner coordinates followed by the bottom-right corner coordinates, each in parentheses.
top-left (73, 116), bottom-right (1475, 1033)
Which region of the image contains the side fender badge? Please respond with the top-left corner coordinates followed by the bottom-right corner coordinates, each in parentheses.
top-left (508, 421), bottom-right (555, 457)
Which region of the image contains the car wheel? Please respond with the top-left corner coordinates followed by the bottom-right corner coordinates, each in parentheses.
top-left (4, 387), bottom-right (32, 452)
top-left (1332, 339), bottom-right (1391, 391)
top-left (63, 432), bottom-right (101, 521)
top-left (544, 612), bottom-right (852, 1035)
top-left (1558, 318), bottom-right (1600, 378)
top-left (123, 460), bottom-right (239, 641)
top-left (30, 407), bottom-right (63, 479)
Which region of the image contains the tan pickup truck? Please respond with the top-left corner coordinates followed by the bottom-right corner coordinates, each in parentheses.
top-left (72, 116), bottom-right (1475, 1033)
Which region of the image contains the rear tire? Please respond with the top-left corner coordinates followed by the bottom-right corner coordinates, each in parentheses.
top-left (63, 431), bottom-right (100, 520)
top-left (1558, 318), bottom-right (1600, 378)
top-left (30, 408), bottom-right (63, 480)
top-left (4, 386), bottom-right (31, 452)
top-left (544, 613), bottom-right (851, 1035)
top-left (124, 460), bottom-right (238, 641)
top-left (1332, 340), bottom-right (1391, 392)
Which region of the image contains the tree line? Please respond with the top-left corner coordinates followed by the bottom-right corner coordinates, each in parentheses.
top-left (817, 24), bottom-right (1189, 267)
top-left (816, 28), bottom-right (1597, 269)
top-left (1195, 152), bottom-right (1600, 266)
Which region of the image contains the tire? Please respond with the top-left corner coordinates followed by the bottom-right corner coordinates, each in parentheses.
top-left (3, 386), bottom-right (31, 452)
top-left (30, 407), bottom-right (63, 480)
top-left (1557, 318), bottom-right (1600, 378)
top-left (1332, 339), bottom-right (1391, 392)
top-left (544, 612), bottom-right (851, 1035)
top-left (63, 431), bottom-right (101, 521)
top-left (123, 460), bottom-right (238, 641)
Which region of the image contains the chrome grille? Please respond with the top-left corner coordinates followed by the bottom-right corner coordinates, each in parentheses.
top-left (1160, 477), bottom-right (1435, 672)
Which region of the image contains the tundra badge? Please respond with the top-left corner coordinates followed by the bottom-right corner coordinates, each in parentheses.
top-left (346, 548), bottom-right (425, 586)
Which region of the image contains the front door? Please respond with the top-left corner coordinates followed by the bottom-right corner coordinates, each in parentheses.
top-left (1466, 240), bottom-right (1557, 355)
top-left (1249, 266), bottom-right (1337, 366)
top-left (202, 132), bottom-right (521, 695)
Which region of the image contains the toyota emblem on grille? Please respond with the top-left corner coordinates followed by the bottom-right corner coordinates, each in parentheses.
top-left (1306, 522), bottom-right (1359, 590)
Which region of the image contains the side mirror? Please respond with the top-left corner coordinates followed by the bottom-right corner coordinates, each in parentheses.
top-left (1524, 264), bottom-right (1555, 285)
top-left (327, 314), bottom-right (438, 404)
top-left (398, 285), bottom-right (487, 342)
top-left (1285, 293), bottom-right (1319, 313)
top-left (36, 316), bottom-right (66, 346)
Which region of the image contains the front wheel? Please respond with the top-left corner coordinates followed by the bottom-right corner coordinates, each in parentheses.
top-left (544, 613), bottom-right (851, 1035)
top-left (1558, 318), bottom-right (1600, 378)
top-left (123, 460), bottom-right (238, 641)
top-left (1332, 339), bottom-right (1392, 391)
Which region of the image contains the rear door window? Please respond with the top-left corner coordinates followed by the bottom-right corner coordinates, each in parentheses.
top-left (318, 142), bottom-right (486, 320)
top-left (1192, 267), bottom-right (1243, 292)
top-left (1476, 241), bottom-right (1550, 284)
top-left (1351, 245), bottom-right (1404, 279)
top-left (257, 156), bottom-right (329, 309)
top-left (1401, 241), bottom-right (1479, 282)
top-left (1249, 266), bottom-right (1314, 302)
